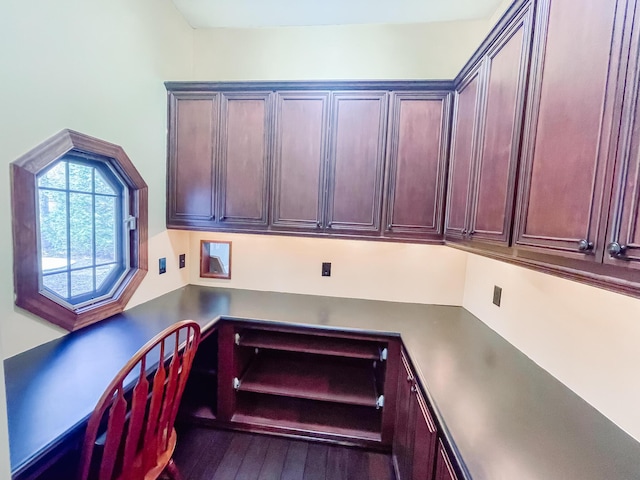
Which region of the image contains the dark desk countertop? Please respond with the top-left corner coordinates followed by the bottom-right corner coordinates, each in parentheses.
top-left (5, 285), bottom-right (640, 479)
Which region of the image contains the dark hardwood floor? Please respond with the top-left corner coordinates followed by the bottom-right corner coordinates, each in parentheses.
top-left (173, 426), bottom-right (396, 480)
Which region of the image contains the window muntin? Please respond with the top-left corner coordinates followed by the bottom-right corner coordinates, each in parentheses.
top-left (36, 153), bottom-right (130, 308)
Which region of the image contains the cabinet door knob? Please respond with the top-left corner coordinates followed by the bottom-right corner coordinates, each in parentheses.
top-left (461, 229), bottom-right (467, 235)
top-left (608, 242), bottom-right (627, 257)
top-left (327, 221), bottom-right (333, 228)
top-left (220, 215), bottom-right (226, 221)
top-left (387, 224), bottom-right (392, 232)
top-left (316, 221), bottom-right (322, 228)
top-left (577, 239), bottom-right (594, 252)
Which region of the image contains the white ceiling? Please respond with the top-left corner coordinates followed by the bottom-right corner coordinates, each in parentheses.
top-left (171, 0), bottom-right (505, 29)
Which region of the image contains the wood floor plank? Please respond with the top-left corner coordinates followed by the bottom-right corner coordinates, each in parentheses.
top-left (212, 432), bottom-right (254, 480)
top-left (367, 451), bottom-right (395, 480)
top-left (346, 447), bottom-right (370, 480)
top-left (281, 440), bottom-right (309, 480)
top-left (172, 427), bottom-right (395, 480)
top-left (174, 427), bottom-right (233, 480)
top-left (303, 443), bottom-right (328, 480)
top-left (235, 434), bottom-right (271, 480)
top-left (325, 446), bottom-right (348, 480)
top-left (257, 437), bottom-right (290, 480)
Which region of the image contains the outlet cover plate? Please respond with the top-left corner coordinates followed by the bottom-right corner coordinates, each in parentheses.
top-left (493, 285), bottom-right (502, 307)
top-left (159, 257), bottom-right (167, 275)
top-left (179, 254), bottom-right (186, 269)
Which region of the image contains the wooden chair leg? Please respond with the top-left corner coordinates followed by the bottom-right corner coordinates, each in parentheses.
top-left (165, 459), bottom-right (183, 480)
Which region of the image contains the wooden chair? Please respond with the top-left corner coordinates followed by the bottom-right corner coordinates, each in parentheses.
top-left (78, 320), bottom-right (201, 480)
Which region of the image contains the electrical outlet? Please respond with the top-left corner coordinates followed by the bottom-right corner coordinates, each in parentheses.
top-left (493, 285), bottom-right (502, 307)
top-left (179, 254), bottom-right (186, 269)
top-left (159, 257), bottom-right (166, 274)
top-left (322, 262), bottom-right (331, 277)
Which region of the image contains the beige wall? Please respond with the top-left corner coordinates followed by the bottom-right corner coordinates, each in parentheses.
top-left (463, 253), bottom-right (640, 441)
top-left (193, 20), bottom-right (492, 81)
top-left (189, 232), bottom-right (467, 305)
top-left (0, 0), bottom-right (194, 359)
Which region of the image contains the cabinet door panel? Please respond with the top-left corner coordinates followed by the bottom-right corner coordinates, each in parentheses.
top-left (472, 5), bottom-right (532, 244)
top-left (515, 0), bottom-right (623, 257)
top-left (445, 69), bottom-right (483, 239)
top-left (393, 354), bottom-right (415, 480)
top-left (411, 390), bottom-right (437, 480)
top-left (435, 441), bottom-right (459, 480)
top-left (167, 93), bottom-right (218, 227)
top-left (384, 92), bottom-right (451, 239)
top-left (328, 92), bottom-right (388, 234)
top-left (219, 92), bottom-right (272, 227)
top-left (272, 92), bottom-right (329, 231)
top-left (606, 11), bottom-right (640, 268)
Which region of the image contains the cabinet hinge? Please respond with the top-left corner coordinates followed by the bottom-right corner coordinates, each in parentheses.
top-left (376, 395), bottom-right (384, 409)
top-left (379, 347), bottom-right (388, 361)
top-left (233, 377), bottom-right (241, 390)
top-left (234, 333), bottom-right (241, 345)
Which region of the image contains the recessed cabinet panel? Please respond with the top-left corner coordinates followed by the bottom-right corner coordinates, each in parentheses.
top-left (167, 93), bottom-right (218, 226)
top-left (435, 440), bottom-right (459, 480)
top-left (445, 70), bottom-right (483, 239)
top-left (218, 92), bottom-right (272, 227)
top-left (606, 19), bottom-right (640, 268)
top-left (328, 92), bottom-right (388, 234)
top-left (272, 92), bottom-right (329, 231)
top-left (515, 0), bottom-right (621, 257)
top-left (384, 93), bottom-right (450, 238)
top-left (472, 6), bottom-right (531, 244)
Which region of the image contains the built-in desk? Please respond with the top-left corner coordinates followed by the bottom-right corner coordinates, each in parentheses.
top-left (5, 285), bottom-right (640, 479)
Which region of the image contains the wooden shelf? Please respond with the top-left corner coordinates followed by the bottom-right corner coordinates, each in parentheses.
top-left (238, 329), bottom-right (382, 360)
top-left (233, 393), bottom-right (381, 442)
top-left (238, 352), bottom-right (378, 407)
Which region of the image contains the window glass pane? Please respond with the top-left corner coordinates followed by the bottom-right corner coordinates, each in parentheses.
top-left (96, 264), bottom-right (116, 290)
top-left (39, 189), bottom-right (68, 267)
top-left (69, 192), bottom-right (94, 269)
top-left (38, 161), bottom-right (67, 190)
top-left (69, 162), bottom-right (94, 193)
top-left (95, 169), bottom-right (116, 195)
top-left (70, 268), bottom-right (94, 297)
top-left (42, 272), bottom-right (69, 299)
top-left (95, 195), bottom-right (117, 263)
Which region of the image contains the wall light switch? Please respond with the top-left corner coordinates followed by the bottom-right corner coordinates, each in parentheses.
top-left (159, 257), bottom-right (166, 275)
top-left (493, 285), bottom-right (502, 307)
top-left (322, 262), bottom-right (331, 277)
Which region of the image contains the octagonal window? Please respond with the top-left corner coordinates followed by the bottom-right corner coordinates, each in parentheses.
top-left (11, 129), bottom-right (148, 331)
top-left (37, 154), bottom-right (130, 308)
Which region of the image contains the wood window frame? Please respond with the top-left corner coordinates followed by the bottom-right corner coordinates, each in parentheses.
top-left (11, 129), bottom-right (148, 331)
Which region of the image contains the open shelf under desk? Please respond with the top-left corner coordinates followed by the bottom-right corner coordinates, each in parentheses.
top-left (238, 329), bottom-right (383, 360)
top-left (237, 352), bottom-right (378, 407)
top-left (233, 392), bottom-right (382, 442)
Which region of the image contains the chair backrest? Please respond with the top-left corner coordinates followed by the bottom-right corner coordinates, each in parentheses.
top-left (78, 320), bottom-right (201, 480)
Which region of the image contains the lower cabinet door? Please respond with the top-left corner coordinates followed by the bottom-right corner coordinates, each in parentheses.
top-left (435, 440), bottom-right (460, 480)
top-left (393, 354), bottom-right (415, 480)
top-left (411, 389), bottom-right (437, 480)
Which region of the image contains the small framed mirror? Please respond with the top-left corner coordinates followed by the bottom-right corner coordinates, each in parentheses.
top-left (200, 240), bottom-right (232, 279)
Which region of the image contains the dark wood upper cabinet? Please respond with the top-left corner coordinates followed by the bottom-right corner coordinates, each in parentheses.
top-left (605, 2), bottom-right (640, 269)
top-left (218, 92), bottom-right (273, 227)
top-left (514, 0), bottom-right (627, 260)
top-left (445, 67), bottom-right (484, 240)
top-left (326, 92), bottom-right (389, 234)
top-left (383, 92), bottom-right (451, 239)
top-left (167, 92), bottom-right (219, 228)
top-left (271, 92), bottom-right (330, 231)
top-left (470, 2), bottom-right (533, 245)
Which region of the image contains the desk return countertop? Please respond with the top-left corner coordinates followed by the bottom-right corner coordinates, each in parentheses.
top-left (5, 285), bottom-right (640, 479)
